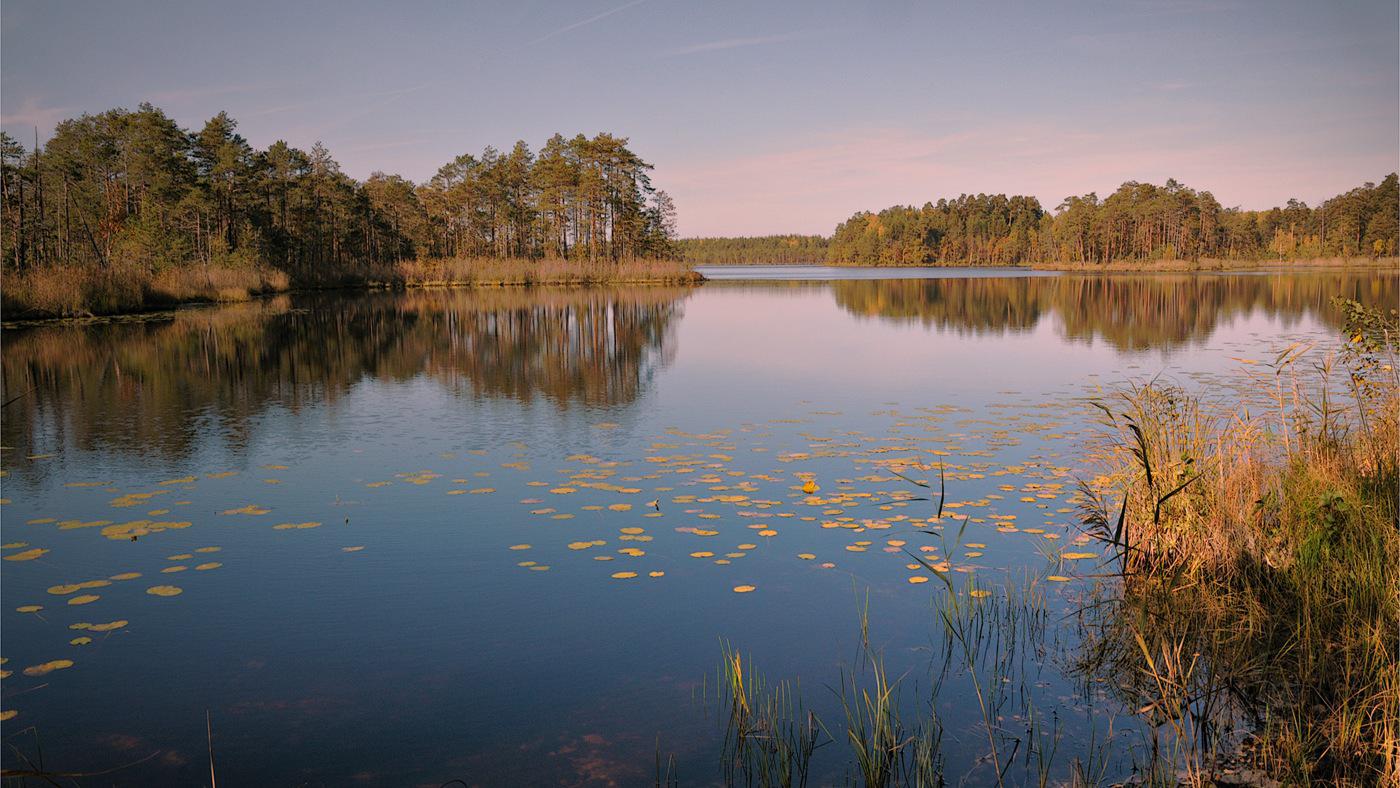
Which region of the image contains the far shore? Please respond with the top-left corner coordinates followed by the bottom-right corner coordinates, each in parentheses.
top-left (6, 255), bottom-right (1396, 325)
top-left (686, 256), bottom-right (1399, 271)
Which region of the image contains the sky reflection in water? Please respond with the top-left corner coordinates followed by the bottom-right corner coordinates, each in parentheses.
top-left (0, 268), bottom-right (1394, 785)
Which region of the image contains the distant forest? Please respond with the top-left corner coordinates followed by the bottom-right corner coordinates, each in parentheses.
top-left (0, 103), bottom-right (677, 282)
top-left (681, 175), bottom-right (1399, 266)
top-left (676, 234), bottom-right (829, 264)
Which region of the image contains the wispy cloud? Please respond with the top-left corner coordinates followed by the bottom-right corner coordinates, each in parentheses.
top-left (528, 0), bottom-right (649, 45)
top-left (0, 97), bottom-right (73, 134)
top-left (665, 30), bottom-right (816, 56)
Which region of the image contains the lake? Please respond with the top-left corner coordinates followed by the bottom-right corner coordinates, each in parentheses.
top-left (1, 267), bottom-right (1394, 785)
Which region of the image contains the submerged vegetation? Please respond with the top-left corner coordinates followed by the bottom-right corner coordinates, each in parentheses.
top-left (0, 105), bottom-right (685, 318)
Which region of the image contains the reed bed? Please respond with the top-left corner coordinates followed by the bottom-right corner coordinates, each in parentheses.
top-left (389, 256), bottom-right (702, 287)
top-left (1077, 297), bottom-right (1400, 785)
top-left (2, 256), bottom-right (701, 320)
top-left (1, 261), bottom-right (290, 319)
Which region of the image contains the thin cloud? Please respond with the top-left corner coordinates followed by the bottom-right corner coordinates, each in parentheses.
top-left (666, 31), bottom-right (815, 56)
top-left (528, 0), bottom-right (649, 45)
top-left (0, 97), bottom-right (73, 134)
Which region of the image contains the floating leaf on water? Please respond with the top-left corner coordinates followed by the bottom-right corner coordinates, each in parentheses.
top-left (619, 527), bottom-right (645, 535)
top-left (16, 605), bottom-right (42, 613)
top-left (22, 659), bottom-right (73, 676)
top-left (272, 521), bottom-right (321, 530)
top-left (1046, 575), bottom-right (1071, 582)
top-left (146, 586), bottom-right (183, 597)
top-left (167, 553), bottom-right (193, 561)
top-left (508, 544), bottom-right (532, 551)
top-left (342, 546), bottom-right (365, 552)
top-left (109, 572), bottom-right (142, 581)
top-left (610, 571), bottom-right (638, 579)
top-left (4, 548), bottom-right (48, 561)
top-left (732, 585), bottom-right (756, 593)
top-left (68, 595), bottom-right (100, 605)
top-left (689, 551), bottom-right (714, 558)
top-left (0, 710), bottom-right (14, 721)
top-left (908, 576), bottom-right (930, 584)
top-left (969, 590), bottom-right (992, 598)
top-left (48, 580), bottom-right (110, 595)
top-left (1061, 551), bottom-right (1097, 560)
top-left (648, 571), bottom-right (665, 578)
top-left (797, 553), bottom-right (815, 560)
top-left (194, 562), bottom-right (222, 571)
top-left (84, 620), bottom-right (128, 632)
top-left (70, 637), bottom-right (92, 646)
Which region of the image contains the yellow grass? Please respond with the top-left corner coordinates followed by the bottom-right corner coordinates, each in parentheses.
top-left (1033, 256), bottom-right (1399, 272)
top-left (2, 257), bottom-right (701, 320)
top-left (390, 256), bottom-right (703, 287)
top-left (2, 262), bottom-right (291, 319)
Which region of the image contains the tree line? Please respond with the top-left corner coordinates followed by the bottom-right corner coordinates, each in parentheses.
top-left (675, 176), bottom-right (1398, 266)
top-left (676, 234), bottom-right (829, 264)
top-left (826, 175), bottom-right (1398, 265)
top-left (0, 104), bottom-right (677, 283)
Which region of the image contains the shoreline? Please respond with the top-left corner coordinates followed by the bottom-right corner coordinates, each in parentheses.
top-left (6, 257), bottom-right (1396, 326)
top-left (685, 256), bottom-right (1399, 271)
top-left (0, 274), bottom-right (707, 328)
top-left (0, 258), bottom-right (706, 325)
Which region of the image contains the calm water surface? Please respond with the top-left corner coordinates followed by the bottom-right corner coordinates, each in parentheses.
top-left (1, 268), bottom-right (1394, 785)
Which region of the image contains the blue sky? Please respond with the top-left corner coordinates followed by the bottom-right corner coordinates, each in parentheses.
top-left (3, 0), bottom-right (1396, 235)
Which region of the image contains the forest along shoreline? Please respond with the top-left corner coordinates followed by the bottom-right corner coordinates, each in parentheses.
top-left (1, 103), bottom-right (686, 321)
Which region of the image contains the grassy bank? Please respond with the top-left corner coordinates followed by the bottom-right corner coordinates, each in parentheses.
top-left (682, 256), bottom-right (1398, 271)
top-left (1034, 255), bottom-right (1399, 272)
top-left (0, 261), bottom-right (293, 319)
top-left (0, 257), bottom-right (702, 320)
top-left (1078, 297), bottom-right (1399, 784)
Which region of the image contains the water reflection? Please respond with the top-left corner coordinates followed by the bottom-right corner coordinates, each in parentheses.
top-left (1, 287), bottom-right (692, 461)
top-left (832, 270), bottom-right (1396, 350)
